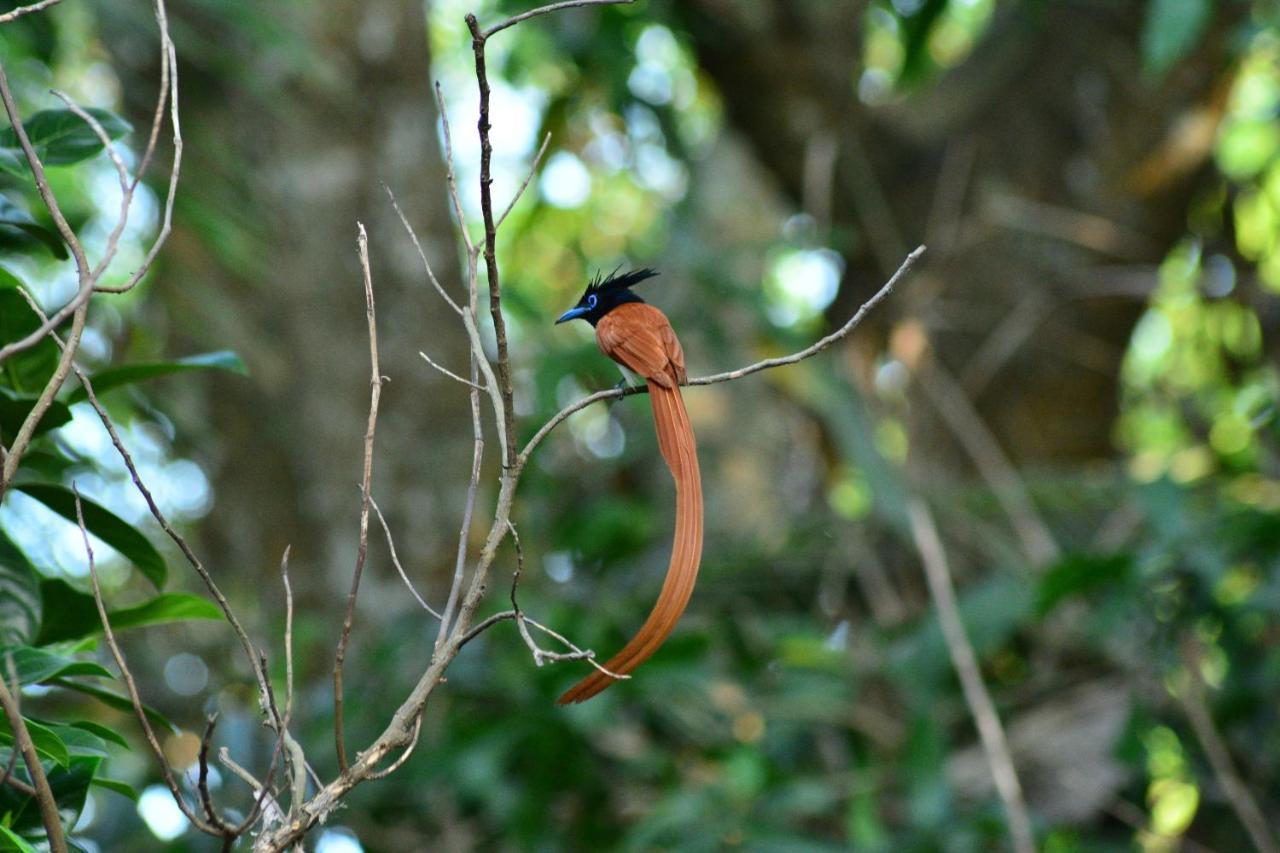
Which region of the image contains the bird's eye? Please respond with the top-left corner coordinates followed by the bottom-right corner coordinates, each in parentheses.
top-left (587, 294), bottom-right (598, 309)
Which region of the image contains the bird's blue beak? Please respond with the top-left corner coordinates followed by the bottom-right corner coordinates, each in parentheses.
top-left (555, 306), bottom-right (588, 325)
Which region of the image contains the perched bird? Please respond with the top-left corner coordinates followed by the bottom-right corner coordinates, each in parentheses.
top-left (554, 268), bottom-right (703, 703)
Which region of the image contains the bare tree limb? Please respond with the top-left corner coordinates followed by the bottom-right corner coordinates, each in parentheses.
top-left (0, 657), bottom-right (66, 852)
top-left (369, 495), bottom-right (441, 619)
top-left (334, 222), bottom-right (384, 772)
top-left (906, 498), bottom-right (1035, 853)
top-left (496, 131), bottom-right (550, 228)
top-left (917, 360), bottom-right (1059, 567)
top-left (465, 12), bottom-right (519, 468)
top-left (0, 0), bottom-right (63, 23)
top-left (385, 185), bottom-right (463, 315)
top-left (420, 350), bottom-right (487, 391)
top-left (482, 0), bottom-right (634, 37)
top-left (73, 486), bottom-right (225, 838)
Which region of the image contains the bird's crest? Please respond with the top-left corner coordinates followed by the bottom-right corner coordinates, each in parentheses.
top-left (586, 267), bottom-right (659, 294)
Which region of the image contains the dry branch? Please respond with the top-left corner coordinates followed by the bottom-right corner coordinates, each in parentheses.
top-left (906, 499), bottom-right (1035, 853)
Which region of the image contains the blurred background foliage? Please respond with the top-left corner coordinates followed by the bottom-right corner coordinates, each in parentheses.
top-left (2, 0), bottom-right (1280, 849)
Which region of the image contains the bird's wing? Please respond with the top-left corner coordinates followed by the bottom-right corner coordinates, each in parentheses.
top-left (596, 304), bottom-right (676, 388)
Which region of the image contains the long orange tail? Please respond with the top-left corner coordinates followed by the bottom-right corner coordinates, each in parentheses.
top-left (557, 378), bottom-right (703, 704)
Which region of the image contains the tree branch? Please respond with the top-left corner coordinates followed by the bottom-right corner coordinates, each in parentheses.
top-left (334, 222), bottom-right (384, 772)
top-left (906, 498), bottom-right (1035, 853)
top-left (0, 661), bottom-right (66, 852)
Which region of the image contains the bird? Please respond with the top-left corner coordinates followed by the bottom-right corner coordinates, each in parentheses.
top-left (554, 268), bottom-right (703, 703)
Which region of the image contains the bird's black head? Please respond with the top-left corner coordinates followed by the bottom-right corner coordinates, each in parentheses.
top-left (555, 268), bottom-right (658, 327)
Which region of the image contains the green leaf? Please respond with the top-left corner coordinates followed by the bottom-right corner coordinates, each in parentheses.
top-left (0, 285), bottom-right (60, 394)
top-left (0, 645), bottom-right (112, 685)
top-left (1142, 0), bottom-right (1212, 75)
top-left (44, 724), bottom-right (108, 759)
top-left (34, 579), bottom-right (98, 646)
top-left (110, 593), bottom-right (224, 629)
top-left (0, 825), bottom-right (39, 853)
top-left (66, 720), bottom-right (129, 749)
top-left (0, 108), bottom-right (131, 177)
top-left (0, 530), bottom-right (40, 646)
top-left (0, 387), bottom-right (72, 446)
top-left (66, 349), bottom-right (248, 404)
top-left (37, 580), bottom-right (223, 645)
top-left (0, 195), bottom-right (66, 260)
top-left (47, 678), bottom-right (177, 733)
top-left (0, 714), bottom-right (70, 767)
top-left (1036, 553), bottom-right (1133, 615)
top-left (89, 776), bottom-right (139, 801)
top-left (13, 484), bottom-right (166, 588)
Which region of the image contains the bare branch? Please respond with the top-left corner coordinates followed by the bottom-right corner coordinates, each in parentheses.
top-left (74, 486), bottom-right (224, 837)
top-left (219, 749), bottom-right (285, 829)
top-left (465, 13), bottom-right (519, 468)
top-left (0, 0), bottom-right (63, 23)
top-left (519, 245), bottom-right (926, 467)
top-left (366, 717), bottom-right (422, 781)
top-left (0, 657), bottom-right (66, 852)
top-left (496, 131), bottom-right (550, 228)
top-left (906, 498), bottom-right (1034, 853)
top-left (370, 494), bottom-right (441, 619)
top-left (432, 82), bottom-right (473, 254)
top-left (481, 0), bottom-right (635, 38)
top-left (437, 423), bottom-right (483, 649)
top-left (385, 185), bottom-right (463, 315)
top-left (0, 657), bottom-right (18, 794)
top-left (96, 0), bottom-right (183, 294)
top-left (334, 222), bottom-right (384, 772)
top-left (420, 350), bottom-right (487, 391)
top-left (0, 62), bottom-right (90, 366)
top-left (917, 360), bottom-right (1059, 567)
top-left (197, 715), bottom-right (234, 836)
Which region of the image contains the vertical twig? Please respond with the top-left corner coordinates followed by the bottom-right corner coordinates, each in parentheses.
top-left (334, 223), bottom-right (383, 772)
top-left (906, 498), bottom-right (1035, 853)
top-left (73, 487), bottom-right (224, 838)
top-left (0, 664), bottom-right (66, 852)
top-left (465, 14), bottom-right (517, 469)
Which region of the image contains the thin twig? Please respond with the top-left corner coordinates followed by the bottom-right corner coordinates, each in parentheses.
top-left (437, 425), bottom-right (483, 649)
top-left (334, 223), bottom-right (383, 772)
top-left (420, 351), bottom-right (487, 390)
top-left (433, 81), bottom-right (473, 252)
top-left (0, 656), bottom-right (20, 793)
top-left (466, 13), bottom-right (518, 468)
top-left (385, 185), bottom-right (463, 315)
top-left (96, 0), bottom-right (183, 293)
top-left (482, 0), bottom-right (634, 37)
top-left (518, 245), bottom-right (925, 467)
top-left (0, 0), bottom-right (63, 23)
top-left (496, 131), bottom-right (550, 228)
top-left (906, 498), bottom-right (1034, 853)
top-left (279, 547), bottom-right (308, 815)
top-left (0, 657), bottom-right (66, 852)
top-left (219, 748), bottom-right (285, 828)
top-left (1178, 638), bottom-right (1279, 853)
top-left (197, 715), bottom-right (233, 835)
top-left (366, 717), bottom-right (422, 781)
top-left (369, 494), bottom-right (441, 618)
top-left (917, 359), bottom-right (1059, 567)
top-left (74, 486), bottom-right (223, 837)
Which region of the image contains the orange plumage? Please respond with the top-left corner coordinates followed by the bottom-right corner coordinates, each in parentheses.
top-left (557, 302), bottom-right (704, 704)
